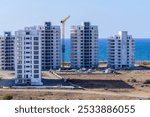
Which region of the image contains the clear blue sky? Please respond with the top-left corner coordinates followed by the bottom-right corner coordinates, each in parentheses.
top-left (0, 0), bottom-right (150, 38)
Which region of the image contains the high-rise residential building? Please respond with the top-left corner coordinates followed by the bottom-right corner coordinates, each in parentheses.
top-left (41, 22), bottom-right (61, 70)
top-left (107, 31), bottom-right (135, 69)
top-left (15, 26), bottom-right (43, 85)
top-left (70, 22), bottom-right (99, 69)
top-left (0, 32), bottom-right (15, 70)
top-left (0, 36), bottom-right (5, 70)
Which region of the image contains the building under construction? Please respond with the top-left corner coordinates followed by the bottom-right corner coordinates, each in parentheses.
top-left (41, 22), bottom-right (61, 70)
top-left (0, 32), bottom-right (15, 70)
top-left (70, 22), bottom-right (99, 69)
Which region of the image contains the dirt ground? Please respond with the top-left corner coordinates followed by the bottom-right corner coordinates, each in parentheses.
top-left (59, 70), bottom-right (150, 100)
top-left (0, 62), bottom-right (150, 100)
top-left (0, 71), bottom-right (14, 79)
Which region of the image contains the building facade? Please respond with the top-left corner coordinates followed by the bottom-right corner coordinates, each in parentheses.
top-left (15, 27), bottom-right (43, 85)
top-left (0, 36), bottom-right (5, 70)
top-left (41, 22), bottom-right (61, 70)
top-left (107, 31), bottom-right (135, 69)
top-left (0, 32), bottom-right (15, 70)
top-left (71, 22), bottom-right (99, 69)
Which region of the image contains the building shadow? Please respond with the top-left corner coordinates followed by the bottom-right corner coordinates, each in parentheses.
top-left (132, 66), bottom-right (150, 70)
top-left (0, 79), bottom-right (15, 87)
top-left (42, 78), bottom-right (70, 86)
top-left (0, 78), bottom-right (134, 89)
top-left (0, 78), bottom-right (70, 87)
top-left (69, 79), bottom-right (134, 89)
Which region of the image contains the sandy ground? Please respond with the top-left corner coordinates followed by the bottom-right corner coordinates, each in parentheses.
top-left (0, 71), bottom-right (14, 79)
top-left (58, 70), bottom-right (150, 100)
top-left (0, 62), bottom-right (150, 100)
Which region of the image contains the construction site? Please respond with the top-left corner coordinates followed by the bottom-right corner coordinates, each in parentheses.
top-left (0, 61), bottom-right (150, 100)
top-left (0, 16), bottom-right (150, 100)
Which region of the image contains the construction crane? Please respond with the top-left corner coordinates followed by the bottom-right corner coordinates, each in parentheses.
top-left (61, 16), bottom-right (70, 69)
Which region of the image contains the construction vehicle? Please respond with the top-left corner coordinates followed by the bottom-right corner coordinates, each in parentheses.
top-left (61, 16), bottom-right (70, 69)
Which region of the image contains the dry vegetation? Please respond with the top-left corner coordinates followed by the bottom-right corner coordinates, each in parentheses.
top-left (137, 61), bottom-right (150, 66)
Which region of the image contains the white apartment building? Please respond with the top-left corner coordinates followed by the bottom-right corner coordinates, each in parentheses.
top-left (15, 27), bottom-right (43, 85)
top-left (0, 32), bottom-right (15, 70)
top-left (0, 36), bottom-right (5, 70)
top-left (71, 22), bottom-right (99, 69)
top-left (107, 31), bottom-right (135, 69)
top-left (41, 22), bottom-right (61, 70)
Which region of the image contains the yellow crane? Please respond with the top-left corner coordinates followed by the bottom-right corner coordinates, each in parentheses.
top-left (61, 16), bottom-right (70, 69)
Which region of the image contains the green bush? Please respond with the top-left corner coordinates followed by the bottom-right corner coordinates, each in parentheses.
top-left (2, 94), bottom-right (13, 100)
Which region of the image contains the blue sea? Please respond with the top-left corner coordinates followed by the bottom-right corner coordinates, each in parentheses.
top-left (64, 39), bottom-right (150, 62)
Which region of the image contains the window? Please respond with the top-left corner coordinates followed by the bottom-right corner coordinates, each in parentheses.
top-left (17, 65), bottom-right (22, 69)
top-left (26, 32), bottom-right (30, 35)
top-left (25, 66), bottom-right (30, 68)
top-left (26, 61), bottom-right (30, 63)
top-left (17, 61), bottom-right (22, 64)
top-left (34, 51), bottom-right (39, 54)
top-left (34, 65), bottom-right (39, 68)
top-left (34, 75), bottom-right (39, 78)
top-left (25, 52), bottom-right (30, 54)
top-left (34, 56), bottom-right (39, 59)
top-left (26, 47), bottom-right (30, 49)
top-left (34, 61), bottom-right (39, 64)
top-left (34, 42), bottom-right (39, 45)
top-left (34, 47), bottom-right (39, 50)
top-left (17, 75), bottom-right (22, 78)
top-left (25, 42), bottom-right (30, 44)
top-left (34, 37), bottom-right (38, 40)
top-left (34, 70), bottom-right (39, 73)
top-left (17, 70), bottom-right (22, 73)
top-left (25, 56), bottom-right (30, 59)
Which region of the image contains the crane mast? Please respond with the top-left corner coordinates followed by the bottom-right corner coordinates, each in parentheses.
top-left (61, 16), bottom-right (70, 69)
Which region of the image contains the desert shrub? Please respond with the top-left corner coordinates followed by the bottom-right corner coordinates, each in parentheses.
top-left (128, 79), bottom-right (136, 83)
top-left (141, 85), bottom-right (144, 87)
top-left (2, 94), bottom-right (13, 100)
top-left (131, 79), bottom-right (137, 83)
top-left (144, 80), bottom-right (150, 84)
top-left (143, 62), bottom-right (150, 65)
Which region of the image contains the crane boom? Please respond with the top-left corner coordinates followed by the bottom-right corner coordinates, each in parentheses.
top-left (61, 16), bottom-right (70, 23)
top-left (61, 16), bottom-right (70, 69)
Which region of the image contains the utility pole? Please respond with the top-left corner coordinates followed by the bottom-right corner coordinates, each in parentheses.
top-left (61, 16), bottom-right (70, 69)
